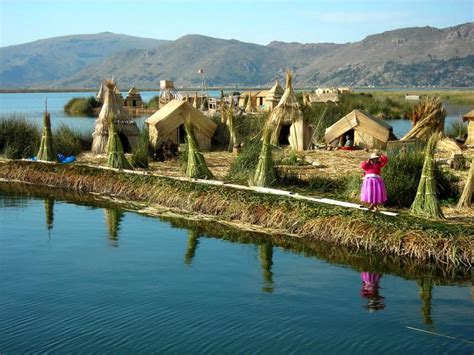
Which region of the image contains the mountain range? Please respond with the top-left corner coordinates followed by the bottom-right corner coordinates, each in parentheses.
top-left (1, 23), bottom-right (473, 89)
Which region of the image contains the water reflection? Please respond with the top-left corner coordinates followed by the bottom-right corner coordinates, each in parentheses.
top-left (361, 272), bottom-right (385, 312)
top-left (104, 208), bottom-right (124, 247)
top-left (184, 229), bottom-right (200, 265)
top-left (259, 243), bottom-right (274, 293)
top-left (418, 278), bottom-right (433, 326)
top-left (44, 197), bottom-right (54, 232)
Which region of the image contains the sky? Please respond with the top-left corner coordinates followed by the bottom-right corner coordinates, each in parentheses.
top-left (0, 0), bottom-right (473, 47)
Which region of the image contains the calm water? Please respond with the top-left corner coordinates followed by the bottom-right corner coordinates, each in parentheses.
top-left (0, 92), bottom-right (469, 138)
top-left (0, 187), bottom-right (472, 353)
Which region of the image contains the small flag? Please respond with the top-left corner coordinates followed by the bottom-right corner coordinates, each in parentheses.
top-left (198, 68), bottom-right (204, 74)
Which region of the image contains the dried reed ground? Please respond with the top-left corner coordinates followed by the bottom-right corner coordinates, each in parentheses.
top-left (0, 160), bottom-right (471, 268)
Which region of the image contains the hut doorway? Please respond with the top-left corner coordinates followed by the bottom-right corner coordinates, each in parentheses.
top-left (178, 124), bottom-right (186, 144)
top-left (278, 124), bottom-right (291, 145)
top-left (118, 131), bottom-right (132, 153)
top-left (341, 129), bottom-right (354, 146)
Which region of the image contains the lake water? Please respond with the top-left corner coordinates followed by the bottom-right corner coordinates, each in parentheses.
top-left (0, 92), bottom-right (469, 138)
top-left (0, 186), bottom-right (472, 353)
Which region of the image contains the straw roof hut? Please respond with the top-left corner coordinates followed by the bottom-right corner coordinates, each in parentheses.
top-left (96, 82), bottom-right (123, 103)
top-left (268, 71), bottom-right (312, 151)
top-left (325, 109), bottom-right (393, 149)
top-left (145, 100), bottom-right (217, 151)
top-left (91, 80), bottom-right (139, 154)
top-left (265, 80), bottom-right (284, 111)
top-left (462, 109), bottom-right (474, 146)
top-left (124, 86), bottom-right (143, 107)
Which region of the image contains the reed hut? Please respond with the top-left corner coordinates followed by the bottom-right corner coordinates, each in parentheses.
top-left (145, 100), bottom-right (217, 151)
top-left (96, 82), bottom-right (124, 103)
top-left (91, 80), bottom-right (139, 154)
top-left (264, 80), bottom-right (284, 111)
top-left (268, 71), bottom-right (312, 151)
top-left (324, 109), bottom-right (393, 149)
top-left (124, 86), bottom-right (143, 107)
top-left (462, 109), bottom-right (474, 146)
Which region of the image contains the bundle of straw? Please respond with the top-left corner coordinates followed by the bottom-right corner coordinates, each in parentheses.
top-left (107, 115), bottom-right (132, 170)
top-left (37, 111), bottom-right (56, 161)
top-left (226, 106), bottom-right (239, 152)
top-left (184, 119), bottom-right (213, 179)
top-left (456, 159), bottom-right (473, 209)
top-left (410, 134), bottom-right (444, 218)
top-left (251, 127), bottom-right (276, 187)
top-left (245, 93), bottom-right (257, 113)
top-left (402, 96), bottom-right (446, 142)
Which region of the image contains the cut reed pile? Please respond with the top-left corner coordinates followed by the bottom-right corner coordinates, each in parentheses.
top-left (36, 111), bottom-right (56, 162)
top-left (0, 160), bottom-right (471, 268)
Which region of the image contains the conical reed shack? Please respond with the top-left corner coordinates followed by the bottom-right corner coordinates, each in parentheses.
top-left (184, 119), bottom-right (213, 179)
top-left (107, 117), bottom-right (132, 170)
top-left (410, 134), bottom-right (444, 219)
top-left (92, 79), bottom-right (139, 154)
top-left (251, 127), bottom-right (276, 187)
top-left (37, 111), bottom-right (56, 161)
top-left (267, 71), bottom-right (311, 151)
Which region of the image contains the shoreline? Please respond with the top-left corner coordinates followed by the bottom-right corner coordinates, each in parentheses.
top-left (1, 179), bottom-right (470, 284)
top-left (0, 160), bottom-right (471, 269)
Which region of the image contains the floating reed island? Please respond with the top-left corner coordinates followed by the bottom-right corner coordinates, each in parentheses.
top-left (1, 77), bottom-right (473, 270)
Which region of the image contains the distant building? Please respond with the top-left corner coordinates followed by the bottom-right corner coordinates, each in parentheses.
top-left (264, 80), bottom-right (284, 111)
top-left (124, 86), bottom-right (143, 107)
top-left (405, 94), bottom-right (420, 101)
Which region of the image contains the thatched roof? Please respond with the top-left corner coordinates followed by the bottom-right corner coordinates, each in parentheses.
top-left (462, 109), bottom-right (474, 122)
top-left (325, 109), bottom-right (392, 144)
top-left (92, 79), bottom-right (139, 154)
top-left (127, 86), bottom-right (140, 95)
top-left (265, 80), bottom-right (284, 101)
top-left (145, 100), bottom-right (217, 141)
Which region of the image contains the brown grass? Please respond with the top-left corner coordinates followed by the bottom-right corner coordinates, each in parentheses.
top-left (0, 160), bottom-right (471, 268)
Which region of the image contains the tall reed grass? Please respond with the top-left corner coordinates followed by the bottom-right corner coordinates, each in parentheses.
top-left (130, 127), bottom-right (150, 169)
top-left (0, 114), bottom-right (40, 159)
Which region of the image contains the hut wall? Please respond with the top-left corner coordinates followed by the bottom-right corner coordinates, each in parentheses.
top-left (354, 130), bottom-right (386, 149)
top-left (195, 128), bottom-right (211, 150)
top-left (466, 120), bottom-right (474, 146)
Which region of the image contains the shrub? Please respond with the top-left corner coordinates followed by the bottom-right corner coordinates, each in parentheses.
top-left (225, 139), bottom-right (261, 183)
top-left (54, 124), bottom-right (91, 156)
top-left (0, 114), bottom-right (40, 159)
top-left (64, 96), bottom-right (101, 116)
top-left (146, 96), bottom-right (160, 110)
top-left (445, 120), bottom-right (467, 139)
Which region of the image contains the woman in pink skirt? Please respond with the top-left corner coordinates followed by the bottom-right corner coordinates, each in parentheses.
top-left (360, 152), bottom-right (388, 211)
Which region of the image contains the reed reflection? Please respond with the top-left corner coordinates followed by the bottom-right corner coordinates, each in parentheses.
top-left (184, 229), bottom-right (200, 266)
top-left (44, 197), bottom-right (54, 232)
top-left (259, 242), bottom-right (274, 293)
top-left (104, 208), bottom-right (124, 247)
top-left (361, 272), bottom-right (385, 312)
top-left (418, 278), bottom-right (433, 325)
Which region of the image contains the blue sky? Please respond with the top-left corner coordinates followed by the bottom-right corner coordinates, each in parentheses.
top-left (0, 0), bottom-right (472, 47)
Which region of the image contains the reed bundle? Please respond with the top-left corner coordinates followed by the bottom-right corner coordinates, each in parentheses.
top-left (245, 93), bottom-right (257, 113)
top-left (184, 119), bottom-right (213, 179)
top-left (226, 106), bottom-right (239, 152)
top-left (251, 127), bottom-right (277, 187)
top-left (456, 159), bottom-right (473, 209)
top-left (37, 112), bottom-right (56, 161)
top-left (410, 134), bottom-right (444, 219)
top-left (107, 116), bottom-right (132, 170)
top-left (402, 96), bottom-right (446, 141)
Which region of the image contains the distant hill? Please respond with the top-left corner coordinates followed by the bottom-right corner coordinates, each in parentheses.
top-left (1, 23), bottom-right (473, 89)
top-left (0, 32), bottom-right (168, 88)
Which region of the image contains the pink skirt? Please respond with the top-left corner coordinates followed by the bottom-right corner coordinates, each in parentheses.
top-left (360, 176), bottom-right (387, 204)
